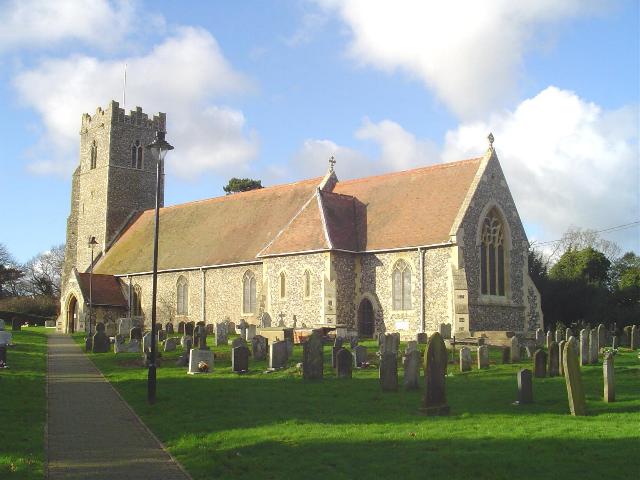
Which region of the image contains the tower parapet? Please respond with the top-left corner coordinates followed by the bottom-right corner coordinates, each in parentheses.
top-left (81, 101), bottom-right (165, 133)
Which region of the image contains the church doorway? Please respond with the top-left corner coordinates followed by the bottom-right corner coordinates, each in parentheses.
top-left (67, 296), bottom-right (78, 334)
top-left (357, 298), bottom-right (375, 338)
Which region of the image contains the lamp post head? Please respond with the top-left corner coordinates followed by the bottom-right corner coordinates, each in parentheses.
top-left (146, 130), bottom-right (174, 162)
top-left (88, 236), bottom-right (98, 248)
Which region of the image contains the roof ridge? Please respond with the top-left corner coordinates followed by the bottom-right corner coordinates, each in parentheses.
top-left (336, 157), bottom-right (482, 186)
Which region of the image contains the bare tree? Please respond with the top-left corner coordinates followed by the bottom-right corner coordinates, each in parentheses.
top-left (540, 227), bottom-right (622, 268)
top-left (0, 243), bottom-right (23, 298)
top-left (21, 244), bottom-right (65, 298)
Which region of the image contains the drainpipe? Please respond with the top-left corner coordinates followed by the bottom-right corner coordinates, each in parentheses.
top-left (127, 276), bottom-right (132, 318)
top-left (419, 247), bottom-right (425, 333)
top-left (201, 268), bottom-right (206, 324)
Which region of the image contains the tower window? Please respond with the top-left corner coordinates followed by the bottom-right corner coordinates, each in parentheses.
top-left (480, 208), bottom-right (507, 296)
top-left (131, 140), bottom-right (143, 169)
top-left (90, 141), bottom-right (97, 169)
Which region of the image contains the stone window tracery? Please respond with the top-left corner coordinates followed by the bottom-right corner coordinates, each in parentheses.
top-left (132, 284), bottom-right (142, 316)
top-left (243, 271), bottom-right (257, 314)
top-left (392, 259), bottom-right (412, 310)
top-left (176, 276), bottom-right (188, 315)
top-left (131, 140), bottom-right (143, 169)
top-left (480, 208), bottom-right (506, 296)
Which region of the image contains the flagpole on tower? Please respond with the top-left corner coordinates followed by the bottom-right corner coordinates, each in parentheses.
top-left (122, 63), bottom-right (127, 110)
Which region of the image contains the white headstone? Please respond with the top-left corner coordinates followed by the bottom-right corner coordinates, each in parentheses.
top-left (0, 331), bottom-right (12, 346)
top-left (188, 349), bottom-right (215, 374)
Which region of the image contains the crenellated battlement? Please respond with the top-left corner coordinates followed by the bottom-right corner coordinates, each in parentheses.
top-left (80, 100), bottom-right (166, 132)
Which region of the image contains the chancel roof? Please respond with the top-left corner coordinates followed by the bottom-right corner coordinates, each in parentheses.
top-left (94, 156), bottom-right (483, 275)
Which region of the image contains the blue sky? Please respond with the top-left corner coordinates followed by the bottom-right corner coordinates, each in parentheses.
top-left (0, 0), bottom-right (638, 263)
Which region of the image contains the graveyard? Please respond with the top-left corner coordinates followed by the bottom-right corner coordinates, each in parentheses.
top-left (56, 328), bottom-right (640, 480)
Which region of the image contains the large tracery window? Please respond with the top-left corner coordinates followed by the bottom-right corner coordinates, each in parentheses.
top-left (243, 271), bottom-right (257, 314)
top-left (480, 209), bottom-right (506, 296)
top-left (176, 276), bottom-right (189, 315)
top-left (392, 259), bottom-right (412, 310)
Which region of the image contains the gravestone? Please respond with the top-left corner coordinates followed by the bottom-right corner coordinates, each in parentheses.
top-left (510, 336), bottom-right (520, 363)
top-left (380, 333), bottom-right (398, 355)
top-left (215, 322), bottom-right (228, 346)
top-left (546, 331), bottom-right (553, 349)
top-left (114, 334), bottom-right (126, 353)
top-left (127, 339), bottom-right (141, 353)
top-left (558, 340), bottom-right (566, 376)
top-left (349, 337), bottom-right (359, 349)
top-left (622, 325), bottom-right (632, 347)
top-left (239, 319), bottom-right (248, 340)
top-left (597, 324), bottom-right (606, 348)
top-left (405, 340), bottom-right (418, 354)
top-left (336, 348), bottom-right (353, 379)
top-left (175, 337), bottom-right (192, 366)
top-left (565, 328), bottom-right (573, 343)
top-left (379, 352), bottom-right (398, 392)
top-left (589, 329), bottom-right (599, 364)
top-left (194, 325), bottom-right (208, 350)
top-left (331, 346), bottom-right (341, 368)
top-left (12, 318), bottom-right (21, 331)
top-left (164, 337), bottom-right (178, 352)
top-left (285, 339), bottom-right (293, 358)
top-left (178, 321), bottom-right (185, 334)
top-left (502, 347), bottom-right (511, 364)
top-left (459, 346), bottom-right (472, 372)
top-left (603, 352), bottom-right (615, 402)
top-left (612, 336), bottom-right (618, 349)
top-left (392, 332), bottom-right (401, 351)
top-left (165, 322), bottom-right (174, 334)
top-left (533, 349), bottom-right (547, 378)
top-left (563, 337), bottom-right (587, 416)
top-left (92, 323), bottom-right (110, 353)
top-left (555, 328), bottom-right (564, 343)
top-left (142, 332), bottom-right (152, 353)
top-left (232, 337), bottom-right (248, 349)
top-left (548, 341), bottom-right (559, 377)
top-left (631, 325), bottom-right (639, 350)
top-left (185, 321), bottom-right (195, 337)
top-left (403, 350), bottom-right (420, 390)
top-left (269, 340), bottom-right (288, 369)
top-left (232, 345), bottom-right (250, 373)
top-left (158, 330), bottom-right (167, 342)
top-left (416, 332), bottom-right (428, 344)
top-left (524, 345), bottom-right (534, 359)
top-left (354, 345), bottom-right (368, 367)
top-left (252, 335), bottom-right (268, 361)
top-left (130, 327), bottom-right (142, 342)
top-left (334, 337), bottom-right (344, 348)
top-left (228, 321), bottom-right (236, 334)
top-left (205, 323), bottom-right (214, 335)
top-left (118, 318), bottom-right (133, 336)
top-left (477, 345), bottom-right (489, 369)
top-left (0, 329), bottom-right (12, 347)
top-left (180, 335), bottom-right (192, 349)
top-left (421, 332), bottom-right (449, 415)
top-left (579, 329), bottom-right (589, 366)
top-left (259, 312), bottom-right (271, 328)
top-left (437, 323), bottom-right (452, 339)
top-left (246, 324), bottom-right (257, 342)
top-left (196, 321), bottom-right (205, 327)
top-left (302, 332), bottom-right (324, 380)
top-left (516, 369), bottom-right (533, 405)
top-left (0, 345), bottom-right (6, 367)
top-left (535, 328), bottom-right (544, 347)
top-left (0, 319), bottom-right (4, 330)
top-left (187, 348), bottom-right (214, 374)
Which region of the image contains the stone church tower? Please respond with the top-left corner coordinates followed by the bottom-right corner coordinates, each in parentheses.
top-left (62, 101), bottom-right (166, 287)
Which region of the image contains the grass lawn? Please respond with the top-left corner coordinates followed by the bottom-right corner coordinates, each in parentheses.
top-left (0, 327), bottom-right (49, 479)
top-left (73, 333), bottom-right (640, 480)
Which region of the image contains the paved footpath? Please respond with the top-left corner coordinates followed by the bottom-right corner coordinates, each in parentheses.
top-left (47, 334), bottom-right (191, 479)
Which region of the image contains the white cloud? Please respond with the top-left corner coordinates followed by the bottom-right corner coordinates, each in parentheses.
top-left (442, 86), bottom-right (639, 250)
top-left (0, 0), bottom-right (141, 51)
top-left (289, 139), bottom-right (369, 180)
top-left (318, 0), bottom-right (603, 119)
top-left (14, 27), bottom-right (258, 178)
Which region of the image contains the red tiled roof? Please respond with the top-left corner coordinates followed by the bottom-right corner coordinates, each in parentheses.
top-left (77, 273), bottom-right (127, 307)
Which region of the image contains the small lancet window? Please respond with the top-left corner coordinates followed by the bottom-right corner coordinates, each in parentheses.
top-left (90, 141), bottom-right (97, 169)
top-left (392, 260), bottom-right (412, 310)
top-left (480, 208), bottom-right (506, 296)
top-left (176, 276), bottom-right (188, 315)
top-left (304, 270), bottom-right (311, 298)
top-left (243, 271), bottom-right (257, 314)
top-left (279, 272), bottom-right (286, 299)
top-left (132, 285), bottom-right (142, 316)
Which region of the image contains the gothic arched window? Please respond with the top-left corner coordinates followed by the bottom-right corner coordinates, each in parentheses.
top-left (304, 270), bottom-right (311, 298)
top-left (176, 276), bottom-right (188, 315)
top-left (90, 141), bottom-right (97, 169)
top-left (243, 271), bottom-right (257, 314)
top-left (131, 140), bottom-right (143, 169)
top-left (279, 272), bottom-right (286, 299)
top-left (132, 285), bottom-right (142, 316)
top-left (480, 208), bottom-right (506, 296)
top-left (392, 260), bottom-right (412, 310)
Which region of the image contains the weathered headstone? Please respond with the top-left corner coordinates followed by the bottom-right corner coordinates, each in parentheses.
top-left (194, 324), bottom-right (208, 350)
top-left (565, 327), bottom-right (573, 343)
top-left (579, 329), bottom-right (589, 366)
top-left (535, 328), bottom-right (544, 347)
top-left (0, 319), bottom-right (4, 330)
top-left (252, 335), bottom-right (268, 361)
top-left (558, 340), bottom-right (566, 376)
top-left (127, 338), bottom-right (141, 353)
top-left (163, 337), bottom-right (178, 352)
top-left (622, 325), bottom-right (632, 347)
top-left (331, 346), bottom-right (341, 368)
top-left (187, 348), bottom-right (214, 374)
top-left (228, 321), bottom-right (236, 334)
top-left (379, 352), bottom-right (398, 392)
top-left (0, 345), bottom-right (7, 367)
top-left (336, 348), bottom-right (353, 379)
top-left (232, 337), bottom-right (247, 349)
top-left (421, 332), bottom-right (449, 415)
top-left (477, 345), bottom-right (489, 369)
top-left (405, 340), bottom-right (418, 354)
top-left (142, 332), bottom-right (152, 352)
top-left (392, 332), bottom-right (401, 351)
top-left (205, 323), bottom-right (214, 335)
top-left (92, 323), bottom-right (110, 353)
top-left (510, 336), bottom-right (520, 363)
top-left (118, 318), bottom-right (133, 336)
top-left (524, 345), bottom-right (534, 359)
top-left (334, 337), bottom-right (344, 348)
top-left (232, 345), bottom-right (250, 373)
top-left (354, 345), bottom-right (368, 367)
top-left (302, 332), bottom-right (324, 380)
top-left (130, 326), bottom-right (142, 341)
top-left (158, 329), bottom-right (167, 342)
top-left (180, 335), bottom-right (192, 349)
top-left (437, 323), bottom-right (452, 339)
top-left (563, 337), bottom-right (587, 416)
top-left (603, 351), bottom-right (615, 402)
top-left (631, 325), bottom-right (639, 350)
top-left (349, 336), bottom-right (359, 349)
top-left (285, 339), bottom-right (293, 358)
top-left (178, 321), bottom-right (185, 334)
top-left (185, 321), bottom-right (195, 337)
top-left (0, 329), bottom-right (12, 347)
top-left (269, 340), bottom-right (288, 369)
top-left (416, 332), bottom-right (428, 344)
top-left (548, 341), bottom-right (559, 377)
top-left (589, 329), bottom-right (599, 364)
top-left (246, 324), bottom-right (257, 342)
top-left (165, 322), bottom-right (174, 334)
top-left (459, 346), bottom-right (472, 372)
top-left (502, 347), bottom-right (511, 364)
top-left (12, 318), bottom-right (21, 331)
top-left (533, 349), bottom-right (547, 378)
top-left (215, 323), bottom-right (228, 346)
top-left (516, 369), bottom-right (533, 405)
top-left (596, 323), bottom-right (606, 348)
top-left (403, 350), bottom-right (420, 390)
top-left (546, 331), bottom-right (553, 349)
top-left (380, 333), bottom-right (398, 355)
top-left (239, 319), bottom-right (248, 340)
top-left (175, 337), bottom-right (192, 366)
top-left (114, 334), bottom-right (126, 353)
top-left (555, 328), bottom-right (564, 343)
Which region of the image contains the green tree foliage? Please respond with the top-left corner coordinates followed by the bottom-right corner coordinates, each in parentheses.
top-left (223, 178), bottom-right (263, 195)
top-left (549, 247), bottom-right (611, 285)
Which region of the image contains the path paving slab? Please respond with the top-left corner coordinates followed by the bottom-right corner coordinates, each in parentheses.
top-left (47, 334), bottom-right (190, 479)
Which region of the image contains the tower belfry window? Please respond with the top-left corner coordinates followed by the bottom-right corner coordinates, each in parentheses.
top-left (90, 141), bottom-right (97, 169)
top-left (131, 140), bottom-right (143, 169)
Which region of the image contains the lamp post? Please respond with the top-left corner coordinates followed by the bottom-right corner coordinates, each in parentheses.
top-left (85, 236), bottom-right (98, 352)
top-left (146, 130), bottom-right (174, 404)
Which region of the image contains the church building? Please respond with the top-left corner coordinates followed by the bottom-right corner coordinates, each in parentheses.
top-left (58, 101), bottom-right (543, 339)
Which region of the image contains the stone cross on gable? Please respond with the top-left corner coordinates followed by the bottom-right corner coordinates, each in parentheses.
top-left (328, 155), bottom-right (336, 173)
top-left (487, 132), bottom-right (494, 149)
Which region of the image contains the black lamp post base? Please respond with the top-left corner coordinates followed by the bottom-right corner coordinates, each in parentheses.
top-left (85, 337), bottom-right (93, 352)
top-left (147, 365), bottom-right (157, 404)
